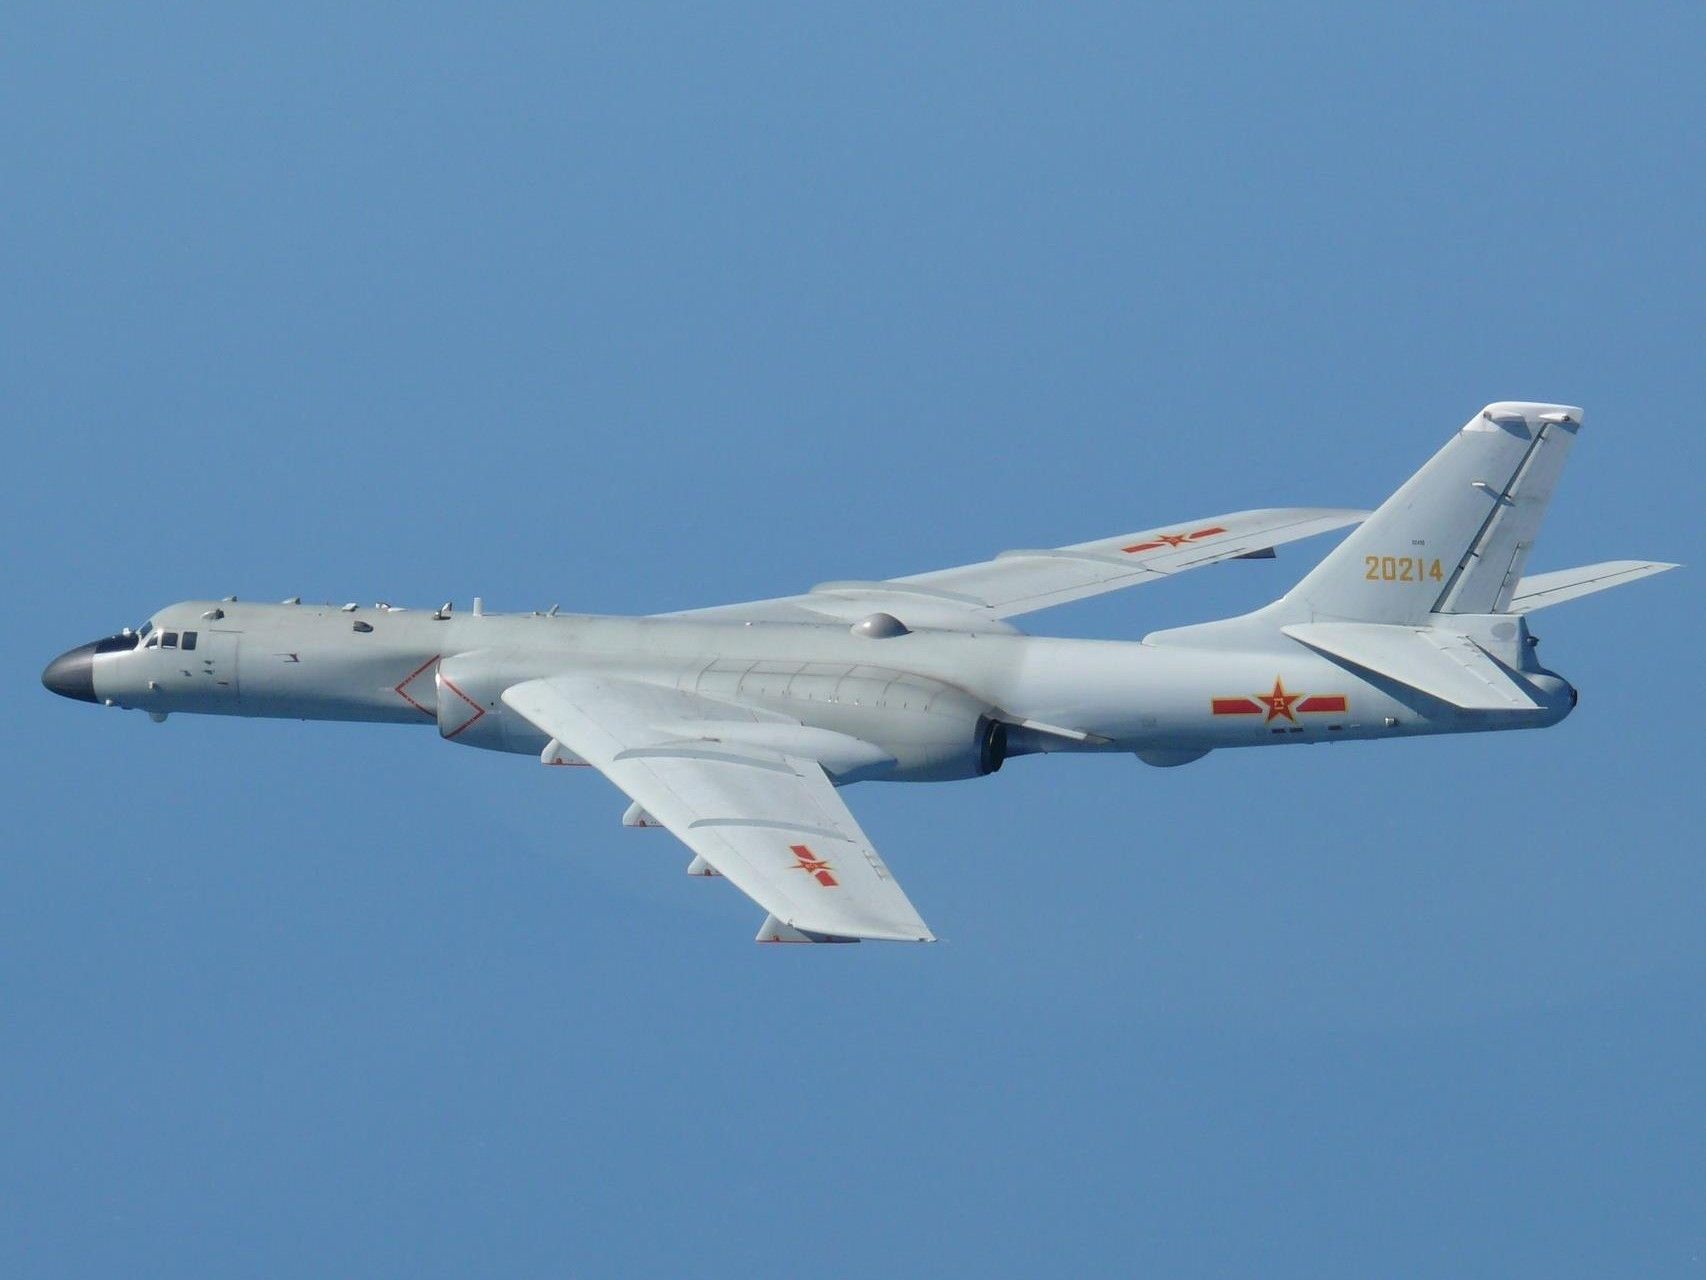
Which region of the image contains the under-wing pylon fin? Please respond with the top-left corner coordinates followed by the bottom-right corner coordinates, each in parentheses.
top-left (756, 914), bottom-right (858, 944)
top-left (622, 800), bottom-right (661, 828)
top-left (1507, 560), bottom-right (1679, 613)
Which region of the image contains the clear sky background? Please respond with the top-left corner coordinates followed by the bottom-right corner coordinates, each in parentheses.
top-left (3, 5), bottom-right (1702, 1276)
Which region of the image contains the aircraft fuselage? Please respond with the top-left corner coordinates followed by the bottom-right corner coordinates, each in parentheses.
top-left (48, 598), bottom-right (1575, 783)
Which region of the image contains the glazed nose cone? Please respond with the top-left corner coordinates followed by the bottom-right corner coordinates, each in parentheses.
top-left (42, 643), bottom-right (98, 703)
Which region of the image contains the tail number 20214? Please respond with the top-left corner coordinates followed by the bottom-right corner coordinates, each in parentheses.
top-left (1365, 555), bottom-right (1444, 583)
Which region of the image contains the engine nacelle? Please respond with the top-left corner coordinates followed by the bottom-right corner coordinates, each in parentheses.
top-left (430, 653), bottom-right (1013, 777)
top-left (685, 660), bottom-right (1008, 781)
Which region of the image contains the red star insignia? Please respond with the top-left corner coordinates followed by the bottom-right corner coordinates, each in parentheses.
top-left (1259, 676), bottom-right (1301, 723)
top-left (788, 844), bottom-right (838, 887)
top-left (1155, 533), bottom-right (1192, 547)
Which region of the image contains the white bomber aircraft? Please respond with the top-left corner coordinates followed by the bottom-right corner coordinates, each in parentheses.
top-left (45, 403), bottom-right (1677, 943)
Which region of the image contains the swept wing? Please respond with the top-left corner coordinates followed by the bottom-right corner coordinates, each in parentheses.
top-left (669, 507), bottom-right (1367, 628)
top-left (502, 676), bottom-right (932, 943)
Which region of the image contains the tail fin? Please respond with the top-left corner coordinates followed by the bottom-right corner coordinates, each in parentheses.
top-left (1144, 400), bottom-right (1668, 713)
top-left (1275, 402), bottom-right (1582, 625)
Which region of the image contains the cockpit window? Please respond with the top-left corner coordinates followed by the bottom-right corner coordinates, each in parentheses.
top-left (146, 633), bottom-right (160, 649)
top-left (181, 631), bottom-right (198, 651)
top-left (138, 621), bottom-right (154, 639)
top-left (161, 632), bottom-right (179, 649)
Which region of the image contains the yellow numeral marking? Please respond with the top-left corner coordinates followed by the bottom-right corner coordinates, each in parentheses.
top-left (1365, 555), bottom-right (1444, 583)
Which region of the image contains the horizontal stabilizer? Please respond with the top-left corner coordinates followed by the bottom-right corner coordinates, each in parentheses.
top-left (1508, 560), bottom-right (1679, 613)
top-left (756, 914), bottom-right (858, 944)
top-left (1283, 622), bottom-right (1542, 711)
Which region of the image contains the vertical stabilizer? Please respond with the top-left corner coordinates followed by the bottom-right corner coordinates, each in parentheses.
top-left (1274, 402), bottom-right (1582, 625)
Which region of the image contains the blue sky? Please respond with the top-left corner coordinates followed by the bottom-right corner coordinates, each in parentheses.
top-left (3, 4), bottom-right (1702, 1276)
